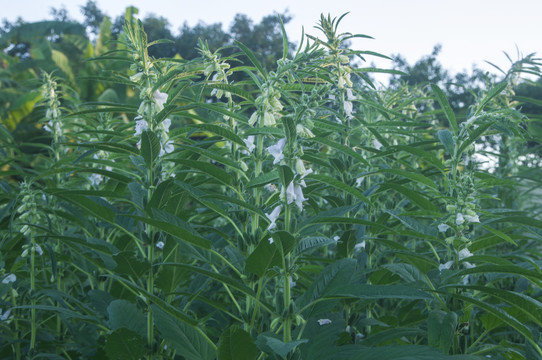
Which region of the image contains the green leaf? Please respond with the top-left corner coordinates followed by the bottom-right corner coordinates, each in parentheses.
top-left (173, 159), bottom-right (233, 186)
top-left (256, 335), bottom-right (308, 359)
top-left (56, 194), bottom-right (115, 223)
top-left (180, 123), bottom-right (246, 147)
top-left (245, 231), bottom-right (295, 278)
top-left (158, 263), bottom-right (255, 298)
top-left (105, 328), bottom-right (145, 360)
top-left (475, 81), bottom-right (507, 116)
top-left (152, 305), bottom-right (216, 360)
top-left (312, 137), bottom-right (370, 167)
top-left (127, 215), bottom-right (211, 249)
top-left (457, 121), bottom-right (495, 157)
top-left (140, 130), bottom-right (161, 169)
top-left (377, 169), bottom-right (438, 190)
top-left (107, 300), bottom-right (146, 338)
top-left (450, 292), bottom-right (533, 342)
top-left (282, 117), bottom-right (296, 146)
top-left (295, 236), bottom-right (336, 256)
top-left (218, 326), bottom-right (259, 360)
top-left (234, 40), bottom-right (266, 78)
top-left (438, 129), bottom-right (455, 155)
top-left (431, 84), bottom-right (458, 134)
top-left (309, 174), bottom-right (370, 204)
top-left (247, 170), bottom-right (279, 188)
top-left (278, 165), bottom-right (294, 189)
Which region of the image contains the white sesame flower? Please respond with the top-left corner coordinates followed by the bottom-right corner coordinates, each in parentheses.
top-left (295, 159), bottom-right (313, 178)
top-left (344, 101), bottom-right (353, 118)
top-left (243, 136), bottom-right (256, 153)
top-left (289, 276), bottom-right (296, 287)
top-left (333, 236), bottom-right (340, 242)
top-left (89, 173), bottom-right (103, 187)
top-left (293, 183), bottom-right (307, 211)
top-left (355, 177), bottom-right (364, 187)
top-left (35, 245), bottom-right (43, 256)
top-left (439, 261), bottom-right (454, 271)
top-left (346, 88), bottom-right (356, 100)
top-left (268, 237), bottom-right (274, 244)
top-left (285, 181), bottom-right (296, 205)
top-left (134, 117), bottom-right (148, 136)
top-left (160, 118), bottom-right (171, 133)
top-left (159, 141), bottom-right (174, 157)
top-left (266, 138), bottom-right (286, 165)
top-left (265, 205), bottom-right (281, 231)
top-left (373, 138), bottom-right (383, 150)
top-left (318, 319), bottom-right (332, 325)
top-left (464, 214), bottom-right (480, 223)
top-left (2, 274), bottom-right (16, 284)
top-left (458, 248), bottom-right (473, 261)
top-left (156, 241), bottom-right (165, 249)
top-left (438, 224), bottom-right (450, 233)
top-left (354, 241), bottom-right (366, 251)
top-left (130, 72), bottom-right (143, 82)
top-left (153, 90), bottom-right (168, 111)
top-left (456, 213), bottom-right (465, 226)
top-left (463, 262), bottom-right (476, 269)
top-left (0, 309), bottom-right (11, 321)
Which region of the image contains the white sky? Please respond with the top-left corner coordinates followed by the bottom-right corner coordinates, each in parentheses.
top-left (2, 0), bottom-right (541, 79)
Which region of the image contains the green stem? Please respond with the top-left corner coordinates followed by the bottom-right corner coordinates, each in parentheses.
top-left (30, 232), bottom-right (36, 353)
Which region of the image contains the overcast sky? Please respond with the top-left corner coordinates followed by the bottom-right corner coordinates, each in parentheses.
top-left (2, 0), bottom-right (541, 79)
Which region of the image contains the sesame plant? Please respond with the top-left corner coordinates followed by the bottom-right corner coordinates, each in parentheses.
top-left (1, 12), bottom-right (542, 360)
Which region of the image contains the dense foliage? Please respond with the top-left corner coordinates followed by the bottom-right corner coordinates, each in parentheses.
top-left (1, 5), bottom-right (542, 360)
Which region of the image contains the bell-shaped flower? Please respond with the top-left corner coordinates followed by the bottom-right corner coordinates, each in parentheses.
top-left (439, 261), bottom-right (453, 272)
top-left (2, 274), bottom-right (16, 284)
top-left (293, 182), bottom-right (307, 211)
top-left (456, 213), bottom-right (465, 226)
top-left (154, 90), bottom-right (168, 111)
top-left (458, 248), bottom-right (473, 261)
top-left (267, 138), bottom-right (286, 165)
top-left (160, 118), bottom-right (171, 134)
top-left (243, 136), bottom-right (256, 153)
top-left (156, 241), bottom-right (165, 249)
top-left (159, 140), bottom-right (174, 158)
top-left (265, 205), bottom-right (281, 231)
top-left (0, 309), bottom-right (11, 321)
top-left (295, 159), bottom-right (313, 179)
top-left (318, 319), bottom-right (332, 325)
top-left (373, 138), bottom-right (383, 150)
top-left (134, 117), bottom-right (149, 137)
top-left (343, 101), bottom-right (353, 118)
top-left (438, 223), bottom-right (450, 233)
top-left (464, 214), bottom-right (480, 223)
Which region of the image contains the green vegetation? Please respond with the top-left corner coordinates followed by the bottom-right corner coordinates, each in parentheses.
top-left (1, 3), bottom-right (542, 359)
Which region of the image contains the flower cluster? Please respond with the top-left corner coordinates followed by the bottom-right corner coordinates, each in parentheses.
top-left (41, 73), bottom-right (63, 137)
top-left (248, 82), bottom-right (283, 127)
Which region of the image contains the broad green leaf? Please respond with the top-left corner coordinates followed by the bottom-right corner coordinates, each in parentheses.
top-left (107, 300), bottom-right (146, 338)
top-left (152, 305), bottom-right (216, 360)
top-left (247, 170), bottom-right (279, 188)
top-left (245, 231), bottom-right (295, 278)
top-left (295, 236), bottom-right (336, 256)
top-left (438, 129), bottom-right (455, 155)
top-left (256, 335), bottom-right (308, 359)
top-left (431, 83), bottom-right (458, 134)
top-left (105, 328), bottom-right (145, 360)
top-left (218, 326), bottom-right (259, 360)
top-left (377, 169), bottom-right (438, 190)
